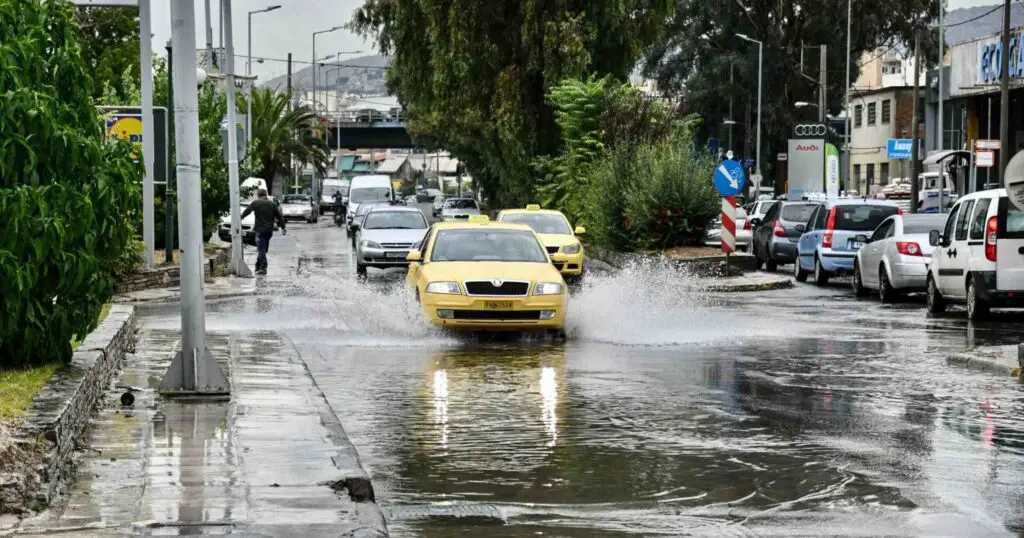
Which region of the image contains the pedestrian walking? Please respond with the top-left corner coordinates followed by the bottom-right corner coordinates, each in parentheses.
top-left (241, 188), bottom-right (286, 275)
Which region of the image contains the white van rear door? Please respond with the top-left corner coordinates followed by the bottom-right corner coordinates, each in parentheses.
top-left (996, 198), bottom-right (1024, 291)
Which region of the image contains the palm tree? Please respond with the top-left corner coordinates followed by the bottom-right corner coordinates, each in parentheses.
top-left (243, 88), bottom-right (329, 194)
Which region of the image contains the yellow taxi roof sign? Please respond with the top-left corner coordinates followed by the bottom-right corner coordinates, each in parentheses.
top-left (525, 204), bottom-right (541, 211)
top-left (468, 215), bottom-right (490, 223)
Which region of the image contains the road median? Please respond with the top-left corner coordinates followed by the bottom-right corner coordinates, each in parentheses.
top-left (947, 345), bottom-right (1024, 379)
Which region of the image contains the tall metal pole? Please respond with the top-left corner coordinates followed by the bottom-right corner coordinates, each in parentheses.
top-left (203, 0), bottom-right (213, 54)
top-left (161, 0), bottom-right (229, 395)
top-left (910, 30), bottom-right (922, 213)
top-left (311, 34), bottom-right (317, 202)
top-left (728, 63), bottom-right (734, 152)
top-left (755, 40), bottom-right (763, 182)
top-left (222, 0), bottom-right (252, 278)
top-left (938, 0), bottom-right (945, 153)
top-left (819, 44), bottom-right (827, 123)
top-left (844, 0), bottom-right (852, 192)
top-left (139, 0), bottom-right (155, 268)
top-left (999, 0), bottom-right (1012, 180)
top-left (165, 40), bottom-right (175, 264)
top-left (247, 11), bottom-right (253, 141)
top-left (988, 97), bottom-right (993, 187)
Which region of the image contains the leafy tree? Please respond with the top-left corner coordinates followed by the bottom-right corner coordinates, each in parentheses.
top-left (242, 88), bottom-right (329, 195)
top-left (352, 0), bottom-right (675, 206)
top-left (0, 0), bottom-right (141, 366)
top-left (644, 0), bottom-right (938, 181)
top-left (75, 5), bottom-right (140, 103)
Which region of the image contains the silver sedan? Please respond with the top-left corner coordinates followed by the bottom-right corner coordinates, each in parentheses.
top-left (852, 213), bottom-right (947, 302)
top-left (355, 206), bottom-right (429, 275)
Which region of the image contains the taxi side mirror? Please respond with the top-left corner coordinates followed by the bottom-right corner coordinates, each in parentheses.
top-left (574, 226), bottom-right (586, 235)
top-left (406, 251), bottom-right (422, 263)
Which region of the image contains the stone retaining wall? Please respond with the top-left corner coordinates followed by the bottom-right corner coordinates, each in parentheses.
top-left (587, 245), bottom-right (756, 277)
top-left (115, 247), bottom-right (230, 294)
top-left (2, 305), bottom-right (138, 513)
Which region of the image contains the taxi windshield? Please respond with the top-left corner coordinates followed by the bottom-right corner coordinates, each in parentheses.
top-left (501, 213), bottom-right (571, 234)
top-left (430, 229), bottom-right (547, 262)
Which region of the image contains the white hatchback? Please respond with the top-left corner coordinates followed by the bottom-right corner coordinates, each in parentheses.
top-left (926, 189), bottom-right (1024, 319)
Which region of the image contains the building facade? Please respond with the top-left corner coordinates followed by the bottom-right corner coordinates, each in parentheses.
top-left (848, 87), bottom-right (918, 194)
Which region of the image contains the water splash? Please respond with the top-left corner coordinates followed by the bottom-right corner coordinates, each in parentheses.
top-left (567, 258), bottom-right (783, 346)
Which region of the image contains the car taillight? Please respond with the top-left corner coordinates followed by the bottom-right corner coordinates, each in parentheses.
top-left (985, 215), bottom-right (998, 262)
top-left (896, 242), bottom-right (922, 256)
top-left (744, 218), bottom-right (753, 231)
top-left (898, 208), bottom-right (904, 215)
top-left (773, 220), bottom-right (786, 237)
top-left (823, 207), bottom-right (837, 248)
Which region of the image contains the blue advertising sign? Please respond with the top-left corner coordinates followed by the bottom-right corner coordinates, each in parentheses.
top-left (886, 139), bottom-right (913, 160)
top-left (708, 137), bottom-right (720, 155)
top-left (742, 158), bottom-right (756, 168)
top-left (713, 159), bottom-right (746, 197)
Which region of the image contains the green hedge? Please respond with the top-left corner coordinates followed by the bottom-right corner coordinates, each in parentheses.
top-left (0, 0), bottom-right (141, 367)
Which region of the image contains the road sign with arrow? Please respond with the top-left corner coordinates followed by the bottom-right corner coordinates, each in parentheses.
top-left (713, 159), bottom-right (746, 197)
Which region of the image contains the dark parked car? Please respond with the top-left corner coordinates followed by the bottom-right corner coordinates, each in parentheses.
top-left (751, 201), bottom-right (821, 272)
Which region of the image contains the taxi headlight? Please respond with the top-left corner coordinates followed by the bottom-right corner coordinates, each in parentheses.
top-left (361, 240), bottom-right (381, 249)
top-left (425, 281), bottom-right (461, 295)
top-left (534, 282), bottom-right (564, 296)
top-left (562, 243), bottom-right (581, 254)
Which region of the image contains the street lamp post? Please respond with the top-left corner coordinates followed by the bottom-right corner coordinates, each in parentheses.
top-left (844, 0), bottom-right (852, 192)
top-left (312, 26), bottom-right (343, 205)
top-left (247, 5), bottom-right (281, 140)
top-left (737, 33), bottom-right (763, 186)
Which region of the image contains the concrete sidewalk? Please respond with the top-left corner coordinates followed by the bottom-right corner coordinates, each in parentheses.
top-left (948, 345), bottom-right (1024, 378)
top-left (706, 272), bottom-right (793, 293)
top-left (11, 329), bottom-right (386, 537)
top-left (114, 276), bottom-right (259, 304)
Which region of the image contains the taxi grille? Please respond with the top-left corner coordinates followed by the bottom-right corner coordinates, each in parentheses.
top-left (464, 281), bottom-right (530, 296)
top-left (546, 246), bottom-right (560, 254)
top-left (452, 310), bottom-right (541, 321)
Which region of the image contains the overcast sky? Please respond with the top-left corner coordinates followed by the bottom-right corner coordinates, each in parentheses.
top-left (150, 0), bottom-right (372, 83)
top-left (147, 0), bottom-right (1000, 84)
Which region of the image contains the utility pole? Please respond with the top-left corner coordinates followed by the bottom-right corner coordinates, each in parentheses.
top-left (203, 0), bottom-right (215, 68)
top-left (165, 40), bottom-right (175, 264)
top-left (139, 0), bottom-right (155, 268)
top-left (819, 44), bottom-right (827, 122)
top-left (728, 63), bottom-right (734, 152)
top-left (910, 29), bottom-right (921, 213)
top-left (287, 53), bottom-right (297, 194)
top-left (161, 0), bottom-right (229, 395)
top-left (938, 0), bottom-right (945, 154)
top-left (221, 0), bottom-right (252, 278)
top-left (999, 0), bottom-right (1011, 180)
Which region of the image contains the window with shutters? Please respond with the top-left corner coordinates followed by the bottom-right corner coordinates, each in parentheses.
top-left (867, 102), bottom-right (877, 125)
top-left (881, 99), bottom-right (891, 124)
top-left (854, 105), bottom-right (863, 128)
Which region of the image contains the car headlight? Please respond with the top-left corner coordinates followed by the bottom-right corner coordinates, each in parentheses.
top-left (425, 282), bottom-right (461, 295)
top-left (361, 240), bottom-right (381, 249)
top-left (534, 282), bottom-right (565, 295)
top-left (562, 243), bottom-right (581, 254)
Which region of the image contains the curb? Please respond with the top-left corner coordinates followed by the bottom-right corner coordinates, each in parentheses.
top-left (706, 277), bottom-right (794, 293)
top-left (947, 346), bottom-right (1023, 379)
top-left (113, 288), bottom-right (257, 305)
top-left (6, 305), bottom-right (137, 514)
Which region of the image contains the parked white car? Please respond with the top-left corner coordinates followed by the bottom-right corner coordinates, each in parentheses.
top-left (925, 188), bottom-right (1024, 319)
top-left (852, 213), bottom-right (946, 302)
top-left (704, 207), bottom-right (749, 251)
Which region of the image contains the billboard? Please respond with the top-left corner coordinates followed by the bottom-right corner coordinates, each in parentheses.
top-left (102, 107), bottom-right (168, 185)
top-left (825, 143), bottom-right (840, 199)
top-left (786, 139), bottom-right (824, 198)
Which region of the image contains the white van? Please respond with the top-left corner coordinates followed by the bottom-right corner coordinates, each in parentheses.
top-left (926, 188), bottom-right (1024, 319)
top-left (346, 175), bottom-right (393, 227)
top-left (321, 178), bottom-right (350, 214)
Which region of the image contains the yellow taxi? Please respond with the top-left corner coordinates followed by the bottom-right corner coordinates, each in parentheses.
top-left (405, 216), bottom-right (567, 332)
top-left (496, 205), bottom-right (585, 279)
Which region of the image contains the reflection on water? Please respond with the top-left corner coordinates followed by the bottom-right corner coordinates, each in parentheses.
top-left (540, 366), bottom-right (558, 448)
top-left (433, 369), bottom-right (449, 450)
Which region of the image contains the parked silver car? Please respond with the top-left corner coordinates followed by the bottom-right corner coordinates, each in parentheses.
top-left (355, 206), bottom-right (429, 275)
top-left (852, 213), bottom-right (946, 302)
top-left (280, 194), bottom-right (316, 223)
top-left (440, 198), bottom-right (481, 221)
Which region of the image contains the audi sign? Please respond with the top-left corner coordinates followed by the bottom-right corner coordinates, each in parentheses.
top-left (793, 124), bottom-right (827, 137)
top-left (787, 138), bottom-right (825, 197)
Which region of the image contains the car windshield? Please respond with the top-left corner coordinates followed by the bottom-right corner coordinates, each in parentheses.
top-left (430, 229), bottom-right (547, 262)
top-left (323, 184), bottom-right (349, 196)
top-left (350, 187), bottom-right (391, 203)
top-left (834, 204), bottom-right (899, 231)
top-left (500, 213), bottom-right (572, 234)
top-left (283, 195), bottom-right (310, 204)
top-left (781, 203), bottom-right (817, 223)
top-left (444, 199), bottom-right (478, 209)
top-left (902, 216), bottom-right (947, 234)
top-left (363, 211), bottom-right (427, 230)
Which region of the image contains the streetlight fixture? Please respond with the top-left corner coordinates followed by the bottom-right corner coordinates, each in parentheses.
top-left (794, 101), bottom-right (818, 108)
top-left (246, 4), bottom-right (282, 138)
top-left (311, 25), bottom-right (343, 206)
top-left (736, 33), bottom-right (763, 185)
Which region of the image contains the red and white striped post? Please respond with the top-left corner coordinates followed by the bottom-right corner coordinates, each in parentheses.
top-left (720, 196), bottom-right (737, 276)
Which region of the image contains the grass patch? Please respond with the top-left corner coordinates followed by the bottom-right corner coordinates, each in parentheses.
top-left (0, 364), bottom-right (61, 420)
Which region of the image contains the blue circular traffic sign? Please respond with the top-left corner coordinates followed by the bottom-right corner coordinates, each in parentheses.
top-left (713, 159), bottom-right (746, 197)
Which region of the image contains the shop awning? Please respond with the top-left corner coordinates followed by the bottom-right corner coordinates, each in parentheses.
top-left (923, 150), bottom-right (971, 166)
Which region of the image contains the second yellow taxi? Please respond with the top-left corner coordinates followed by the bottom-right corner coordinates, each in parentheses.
top-left (496, 205), bottom-right (586, 279)
top-left (406, 216), bottom-right (567, 332)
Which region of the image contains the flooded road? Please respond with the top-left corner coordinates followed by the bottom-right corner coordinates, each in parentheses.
top-left (141, 218), bottom-right (1024, 537)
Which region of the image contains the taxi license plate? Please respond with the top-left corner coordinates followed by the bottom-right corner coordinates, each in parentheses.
top-left (385, 251), bottom-right (407, 259)
top-left (485, 301), bottom-right (513, 310)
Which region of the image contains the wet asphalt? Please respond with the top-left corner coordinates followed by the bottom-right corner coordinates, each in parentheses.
top-left (137, 206), bottom-right (1024, 537)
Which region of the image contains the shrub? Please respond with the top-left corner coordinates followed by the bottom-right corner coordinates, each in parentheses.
top-left (0, 0), bottom-right (141, 367)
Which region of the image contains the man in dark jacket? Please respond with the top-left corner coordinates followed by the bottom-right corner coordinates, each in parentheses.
top-left (241, 189), bottom-right (286, 275)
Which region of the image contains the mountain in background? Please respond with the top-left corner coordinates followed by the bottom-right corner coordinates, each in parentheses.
top-left (944, 4), bottom-right (1024, 46)
top-left (263, 54), bottom-right (390, 96)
